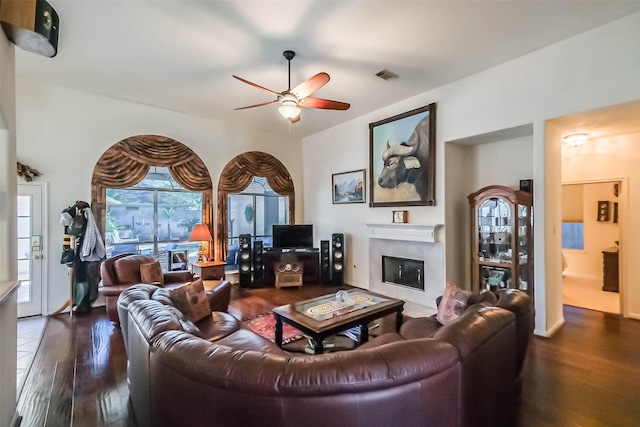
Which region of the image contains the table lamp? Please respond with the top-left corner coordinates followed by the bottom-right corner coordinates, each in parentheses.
top-left (189, 224), bottom-right (213, 263)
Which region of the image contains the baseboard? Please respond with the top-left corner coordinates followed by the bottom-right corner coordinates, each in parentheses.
top-left (535, 316), bottom-right (565, 337)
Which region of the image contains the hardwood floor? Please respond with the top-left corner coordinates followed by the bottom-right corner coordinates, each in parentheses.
top-left (16, 284), bottom-right (640, 426)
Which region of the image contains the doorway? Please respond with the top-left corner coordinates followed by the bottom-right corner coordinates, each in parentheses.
top-left (17, 183), bottom-right (46, 318)
top-left (561, 181), bottom-right (621, 314)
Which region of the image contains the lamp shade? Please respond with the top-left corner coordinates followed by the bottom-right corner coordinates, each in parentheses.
top-left (189, 224), bottom-right (213, 242)
top-left (278, 102), bottom-right (300, 119)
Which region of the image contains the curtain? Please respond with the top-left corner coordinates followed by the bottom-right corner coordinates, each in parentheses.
top-left (91, 135), bottom-right (215, 258)
top-left (217, 151), bottom-right (295, 262)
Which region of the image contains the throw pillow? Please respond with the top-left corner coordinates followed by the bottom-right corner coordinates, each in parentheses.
top-left (169, 279), bottom-right (211, 323)
top-left (436, 282), bottom-right (471, 325)
top-left (140, 261), bottom-right (164, 286)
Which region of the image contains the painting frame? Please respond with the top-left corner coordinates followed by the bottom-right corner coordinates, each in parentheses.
top-left (597, 200), bottom-right (610, 222)
top-left (332, 169), bottom-right (366, 204)
top-left (369, 103), bottom-right (436, 207)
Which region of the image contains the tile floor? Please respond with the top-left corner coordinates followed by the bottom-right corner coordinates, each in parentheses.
top-left (17, 316), bottom-right (47, 395)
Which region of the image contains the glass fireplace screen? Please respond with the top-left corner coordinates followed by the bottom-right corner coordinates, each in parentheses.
top-left (382, 255), bottom-right (425, 291)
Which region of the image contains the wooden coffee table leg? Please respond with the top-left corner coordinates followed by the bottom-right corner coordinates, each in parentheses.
top-left (396, 308), bottom-right (404, 331)
top-left (310, 336), bottom-right (324, 354)
top-left (274, 314), bottom-right (283, 348)
top-left (359, 322), bottom-right (369, 345)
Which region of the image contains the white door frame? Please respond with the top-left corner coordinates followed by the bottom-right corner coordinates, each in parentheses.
top-left (17, 182), bottom-right (48, 317)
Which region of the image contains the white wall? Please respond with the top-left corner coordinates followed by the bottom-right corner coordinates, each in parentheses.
top-left (303, 12), bottom-right (640, 334)
top-left (0, 25), bottom-right (18, 427)
top-left (16, 81), bottom-right (304, 314)
top-left (467, 136), bottom-right (533, 191)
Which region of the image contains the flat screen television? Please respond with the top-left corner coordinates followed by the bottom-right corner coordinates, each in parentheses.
top-left (272, 224), bottom-right (313, 249)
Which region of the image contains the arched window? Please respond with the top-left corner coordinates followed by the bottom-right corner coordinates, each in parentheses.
top-left (92, 135), bottom-right (214, 263)
top-left (217, 151), bottom-right (294, 263)
top-left (105, 167), bottom-right (203, 267)
top-left (227, 176), bottom-right (289, 248)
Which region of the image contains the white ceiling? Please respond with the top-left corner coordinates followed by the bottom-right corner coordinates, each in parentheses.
top-left (14, 1), bottom-right (640, 138)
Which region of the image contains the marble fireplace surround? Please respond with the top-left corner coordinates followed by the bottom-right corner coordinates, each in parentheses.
top-left (365, 223), bottom-right (444, 310)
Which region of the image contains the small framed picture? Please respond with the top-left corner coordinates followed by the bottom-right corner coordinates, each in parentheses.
top-left (332, 169), bottom-right (366, 204)
top-left (392, 210), bottom-right (408, 223)
top-left (597, 201), bottom-right (610, 222)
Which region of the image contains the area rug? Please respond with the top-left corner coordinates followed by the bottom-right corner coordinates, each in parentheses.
top-left (242, 312), bottom-right (305, 344)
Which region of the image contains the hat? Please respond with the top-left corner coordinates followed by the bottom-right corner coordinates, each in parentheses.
top-left (60, 211), bottom-right (73, 226)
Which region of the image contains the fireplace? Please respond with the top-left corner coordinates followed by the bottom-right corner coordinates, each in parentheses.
top-left (366, 223), bottom-right (444, 309)
top-left (382, 256), bottom-right (425, 291)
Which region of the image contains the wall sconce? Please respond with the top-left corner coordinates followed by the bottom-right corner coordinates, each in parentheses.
top-left (188, 224), bottom-right (213, 263)
top-left (563, 133), bottom-right (589, 147)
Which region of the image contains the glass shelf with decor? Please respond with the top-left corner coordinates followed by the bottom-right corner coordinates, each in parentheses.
top-left (468, 185), bottom-right (533, 298)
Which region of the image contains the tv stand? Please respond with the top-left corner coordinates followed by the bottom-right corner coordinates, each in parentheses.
top-left (263, 248), bottom-right (320, 285)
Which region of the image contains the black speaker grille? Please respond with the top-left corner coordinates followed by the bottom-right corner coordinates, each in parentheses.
top-left (331, 234), bottom-right (345, 285)
top-left (238, 234), bottom-right (252, 287)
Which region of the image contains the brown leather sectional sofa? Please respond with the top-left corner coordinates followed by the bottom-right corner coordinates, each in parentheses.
top-left (118, 285), bottom-right (533, 427)
top-left (100, 253), bottom-right (231, 325)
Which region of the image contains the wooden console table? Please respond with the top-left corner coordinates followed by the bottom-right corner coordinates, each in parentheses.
top-left (191, 260), bottom-right (226, 280)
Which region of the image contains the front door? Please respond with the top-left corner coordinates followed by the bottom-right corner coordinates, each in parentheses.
top-left (17, 184), bottom-right (45, 318)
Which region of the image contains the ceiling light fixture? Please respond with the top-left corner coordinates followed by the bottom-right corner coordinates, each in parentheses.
top-left (278, 101), bottom-right (301, 120)
top-left (563, 133), bottom-right (589, 147)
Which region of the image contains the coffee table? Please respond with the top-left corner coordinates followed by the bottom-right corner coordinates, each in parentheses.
top-left (272, 289), bottom-right (404, 354)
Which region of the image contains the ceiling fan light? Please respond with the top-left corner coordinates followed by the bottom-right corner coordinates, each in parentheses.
top-left (278, 102), bottom-right (300, 119)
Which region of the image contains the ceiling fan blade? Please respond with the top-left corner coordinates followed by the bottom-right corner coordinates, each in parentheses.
top-left (234, 100), bottom-right (279, 110)
top-left (291, 72), bottom-right (330, 99)
top-left (232, 75), bottom-right (281, 96)
top-left (289, 114), bottom-right (301, 124)
top-left (299, 97), bottom-right (350, 110)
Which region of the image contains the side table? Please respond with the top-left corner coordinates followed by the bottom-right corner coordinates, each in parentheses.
top-left (191, 260), bottom-right (226, 280)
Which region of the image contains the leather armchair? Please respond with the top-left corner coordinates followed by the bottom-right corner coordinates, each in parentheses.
top-left (99, 253), bottom-right (203, 325)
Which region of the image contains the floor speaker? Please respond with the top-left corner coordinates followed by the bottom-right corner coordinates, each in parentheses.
top-left (252, 240), bottom-right (264, 287)
top-left (238, 234), bottom-right (252, 287)
top-left (320, 240), bottom-right (330, 283)
top-left (331, 233), bottom-right (344, 285)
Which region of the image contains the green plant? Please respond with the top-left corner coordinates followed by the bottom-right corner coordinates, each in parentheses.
top-left (178, 216), bottom-right (200, 232)
top-left (105, 211), bottom-right (119, 243)
top-left (162, 207), bottom-right (176, 220)
top-left (162, 207), bottom-right (176, 238)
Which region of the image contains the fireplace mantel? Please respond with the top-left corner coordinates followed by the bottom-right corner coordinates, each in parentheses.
top-left (364, 223), bottom-right (443, 243)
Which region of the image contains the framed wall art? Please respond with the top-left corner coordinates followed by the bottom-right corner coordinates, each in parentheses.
top-left (392, 210), bottom-right (408, 223)
top-left (369, 103), bottom-right (436, 207)
top-left (332, 169), bottom-right (366, 204)
top-left (597, 200), bottom-right (610, 222)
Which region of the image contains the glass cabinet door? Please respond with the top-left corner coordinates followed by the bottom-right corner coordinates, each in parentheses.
top-left (470, 185), bottom-right (533, 298)
top-left (480, 265), bottom-right (512, 290)
top-left (477, 197), bottom-right (512, 263)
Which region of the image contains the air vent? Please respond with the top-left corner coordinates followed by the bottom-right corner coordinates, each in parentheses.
top-left (375, 69), bottom-right (398, 80)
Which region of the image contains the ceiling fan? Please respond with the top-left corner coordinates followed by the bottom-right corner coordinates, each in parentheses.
top-left (232, 50), bottom-right (350, 123)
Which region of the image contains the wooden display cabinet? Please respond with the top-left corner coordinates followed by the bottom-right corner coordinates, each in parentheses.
top-left (468, 185), bottom-right (534, 298)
